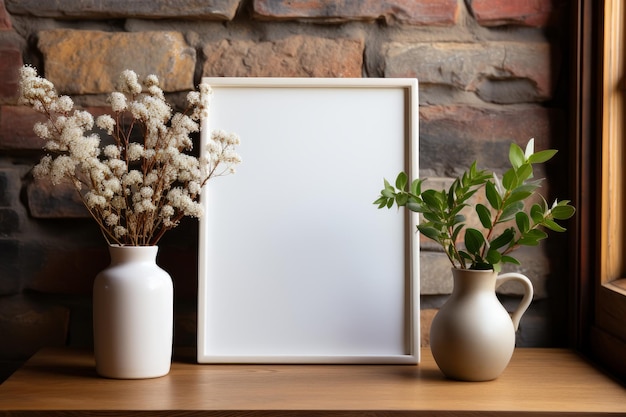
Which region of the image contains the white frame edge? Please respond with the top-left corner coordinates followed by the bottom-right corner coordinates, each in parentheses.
top-left (197, 77), bottom-right (420, 364)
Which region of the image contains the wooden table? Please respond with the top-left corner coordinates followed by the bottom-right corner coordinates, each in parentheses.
top-left (0, 348), bottom-right (624, 416)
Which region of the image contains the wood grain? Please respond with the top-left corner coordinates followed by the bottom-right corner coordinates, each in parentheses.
top-left (0, 348), bottom-right (624, 416)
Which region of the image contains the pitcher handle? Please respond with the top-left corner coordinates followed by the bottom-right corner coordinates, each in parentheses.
top-left (496, 272), bottom-right (534, 331)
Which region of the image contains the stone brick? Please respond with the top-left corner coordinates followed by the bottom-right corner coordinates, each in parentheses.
top-left (383, 41), bottom-right (555, 102)
top-left (499, 246), bottom-right (550, 298)
top-left (0, 106), bottom-right (47, 150)
top-left (420, 247), bottom-right (549, 298)
top-left (468, 0), bottom-right (564, 27)
top-left (421, 250), bottom-right (454, 295)
top-left (27, 246), bottom-right (109, 295)
top-left (252, 0), bottom-right (458, 25)
top-left (0, 105), bottom-right (118, 151)
top-left (419, 105), bottom-right (560, 176)
top-left (203, 35), bottom-right (363, 77)
top-left (5, 0), bottom-right (240, 20)
top-left (0, 295), bottom-right (69, 359)
top-left (0, 239), bottom-right (20, 294)
top-left (0, 0), bottom-right (11, 31)
top-left (0, 37), bottom-right (22, 101)
top-left (38, 30), bottom-right (196, 94)
top-left (27, 178), bottom-right (89, 219)
top-left (0, 167), bottom-right (19, 206)
top-left (0, 208), bottom-right (19, 235)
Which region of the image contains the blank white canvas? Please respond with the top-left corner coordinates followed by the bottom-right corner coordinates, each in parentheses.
top-left (198, 78), bottom-right (419, 364)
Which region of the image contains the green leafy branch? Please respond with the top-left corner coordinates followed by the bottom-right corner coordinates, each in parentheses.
top-left (374, 139), bottom-right (576, 272)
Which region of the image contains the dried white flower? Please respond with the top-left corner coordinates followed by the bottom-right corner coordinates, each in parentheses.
top-left (33, 122), bottom-right (51, 140)
top-left (32, 155), bottom-right (52, 179)
top-left (139, 186), bottom-right (153, 199)
top-left (109, 92), bottom-right (127, 112)
top-left (119, 69), bottom-right (142, 95)
top-left (126, 143), bottom-right (144, 161)
top-left (103, 144), bottom-right (120, 159)
top-left (18, 65), bottom-right (240, 246)
top-left (144, 74), bottom-right (159, 87)
top-left (123, 170), bottom-right (143, 186)
top-left (51, 95), bottom-right (73, 113)
top-left (96, 115), bottom-right (116, 135)
top-left (186, 91), bottom-right (200, 106)
top-left (105, 213), bottom-right (119, 227)
top-left (113, 226), bottom-right (127, 238)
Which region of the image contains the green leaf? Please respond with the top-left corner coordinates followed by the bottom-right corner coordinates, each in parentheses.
top-left (551, 204), bottom-right (576, 220)
top-left (530, 203), bottom-right (545, 223)
top-left (459, 250), bottom-right (473, 261)
top-left (417, 225), bottom-right (441, 241)
top-left (406, 202), bottom-right (422, 212)
top-left (451, 223), bottom-right (465, 241)
top-left (499, 201), bottom-right (524, 222)
top-left (422, 211), bottom-right (444, 225)
top-left (486, 249), bottom-right (502, 265)
top-left (490, 228), bottom-right (515, 250)
top-left (450, 214), bottom-right (465, 227)
top-left (526, 229), bottom-right (549, 240)
top-left (471, 262), bottom-right (493, 271)
top-left (475, 204), bottom-right (492, 229)
top-left (421, 189), bottom-right (443, 210)
top-left (515, 212), bottom-right (530, 233)
top-left (457, 189), bottom-right (477, 205)
top-left (516, 163), bottom-right (534, 183)
top-left (410, 179), bottom-right (421, 196)
top-left (518, 236), bottom-right (540, 246)
top-left (528, 149), bottom-right (558, 164)
top-left (447, 181), bottom-right (457, 209)
top-left (501, 255), bottom-right (521, 265)
top-left (509, 142), bottom-right (525, 169)
top-left (469, 161), bottom-right (478, 177)
top-left (374, 196), bottom-right (386, 206)
top-left (514, 182), bottom-right (541, 194)
top-left (453, 213), bottom-right (466, 223)
top-left (395, 172), bottom-right (408, 190)
top-left (449, 204), bottom-right (467, 218)
top-left (502, 168), bottom-right (517, 190)
top-left (502, 190), bottom-right (532, 208)
top-left (543, 219), bottom-right (567, 232)
top-left (381, 189), bottom-right (395, 199)
top-left (464, 228), bottom-right (485, 254)
top-left (396, 193), bottom-right (408, 206)
top-left (518, 228), bottom-right (549, 246)
top-left (485, 181), bottom-right (502, 210)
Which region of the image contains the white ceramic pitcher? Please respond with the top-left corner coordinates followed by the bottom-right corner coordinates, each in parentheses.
top-left (429, 268), bottom-right (534, 381)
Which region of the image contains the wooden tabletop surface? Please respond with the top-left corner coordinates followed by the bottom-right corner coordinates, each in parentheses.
top-left (0, 347), bottom-right (624, 416)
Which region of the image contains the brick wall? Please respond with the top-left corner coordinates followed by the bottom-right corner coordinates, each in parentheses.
top-left (0, 0), bottom-right (571, 380)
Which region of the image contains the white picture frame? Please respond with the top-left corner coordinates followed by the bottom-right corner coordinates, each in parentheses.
top-left (197, 77), bottom-right (419, 364)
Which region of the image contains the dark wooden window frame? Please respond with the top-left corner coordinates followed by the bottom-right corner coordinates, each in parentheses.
top-left (572, 0), bottom-right (626, 381)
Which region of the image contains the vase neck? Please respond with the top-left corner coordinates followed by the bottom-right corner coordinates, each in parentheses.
top-left (451, 268), bottom-right (498, 293)
top-left (108, 245), bottom-right (159, 265)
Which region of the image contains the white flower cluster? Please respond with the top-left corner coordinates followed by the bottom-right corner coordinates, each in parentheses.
top-left (19, 66), bottom-right (241, 246)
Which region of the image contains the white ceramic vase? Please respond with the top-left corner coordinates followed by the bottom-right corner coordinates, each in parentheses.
top-left (430, 268), bottom-right (533, 381)
top-left (93, 245), bottom-right (173, 379)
